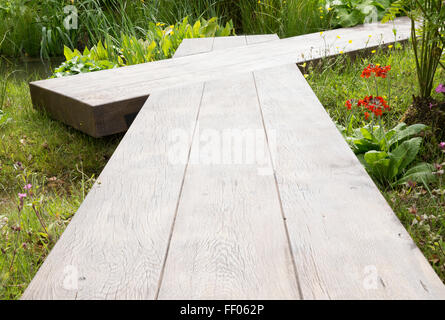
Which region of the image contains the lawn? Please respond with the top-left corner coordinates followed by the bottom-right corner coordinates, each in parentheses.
top-left (0, 67), bottom-right (122, 299)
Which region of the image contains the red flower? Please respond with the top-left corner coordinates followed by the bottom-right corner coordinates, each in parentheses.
top-left (360, 64), bottom-right (391, 79)
top-left (364, 112), bottom-right (370, 120)
top-left (352, 95), bottom-right (389, 120)
top-left (345, 99), bottom-right (352, 110)
top-left (360, 64), bottom-right (373, 78)
top-left (373, 107), bottom-right (383, 117)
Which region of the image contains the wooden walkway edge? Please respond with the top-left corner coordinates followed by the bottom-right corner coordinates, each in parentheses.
top-left (22, 35), bottom-right (445, 300)
top-left (30, 18), bottom-right (411, 137)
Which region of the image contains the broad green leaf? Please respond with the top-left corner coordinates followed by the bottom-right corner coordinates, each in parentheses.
top-left (369, 158), bottom-right (391, 183)
top-left (364, 150), bottom-right (388, 164)
top-left (359, 127), bottom-right (376, 142)
top-left (161, 37), bottom-right (172, 57)
top-left (352, 138), bottom-right (379, 154)
top-left (389, 137), bottom-right (422, 173)
top-left (388, 123), bottom-right (427, 149)
top-left (63, 45), bottom-right (75, 60)
top-left (396, 163), bottom-right (436, 185)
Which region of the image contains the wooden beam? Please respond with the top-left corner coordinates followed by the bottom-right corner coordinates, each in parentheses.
top-left (30, 18), bottom-right (411, 137)
top-left (251, 60), bottom-right (445, 299)
top-left (157, 35), bottom-right (301, 299)
top-left (24, 35), bottom-right (445, 300)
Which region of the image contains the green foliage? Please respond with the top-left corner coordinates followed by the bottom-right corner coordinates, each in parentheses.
top-left (327, 0), bottom-right (400, 27)
top-left (0, 76), bottom-right (121, 298)
top-left (52, 45), bottom-right (117, 78)
top-left (338, 121), bottom-right (435, 185)
top-left (383, 0), bottom-right (445, 98)
top-left (0, 109), bottom-right (12, 129)
top-left (0, 0), bottom-right (402, 59)
top-left (52, 17), bottom-right (234, 77)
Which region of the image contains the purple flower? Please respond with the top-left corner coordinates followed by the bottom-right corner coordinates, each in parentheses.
top-left (18, 193), bottom-right (27, 199)
top-left (24, 184), bottom-right (32, 190)
top-left (407, 180), bottom-right (417, 188)
top-left (439, 142), bottom-right (445, 149)
top-left (436, 83), bottom-right (445, 93)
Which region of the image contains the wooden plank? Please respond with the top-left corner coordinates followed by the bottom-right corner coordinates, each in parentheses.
top-left (29, 37), bottom-right (214, 138)
top-left (24, 35), bottom-right (445, 300)
top-left (173, 37), bottom-right (215, 57)
top-left (30, 18), bottom-right (411, 137)
top-left (22, 83), bottom-right (205, 299)
top-left (157, 35), bottom-right (300, 299)
top-left (22, 35), bottom-right (281, 300)
top-left (249, 58), bottom-right (445, 298)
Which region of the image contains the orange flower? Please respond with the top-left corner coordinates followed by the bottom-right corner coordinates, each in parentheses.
top-left (364, 112), bottom-right (370, 120)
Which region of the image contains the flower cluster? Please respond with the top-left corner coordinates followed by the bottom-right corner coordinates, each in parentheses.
top-left (345, 95), bottom-right (390, 120)
top-left (361, 64), bottom-right (391, 79)
top-left (18, 184), bottom-right (32, 208)
top-left (436, 83), bottom-right (445, 94)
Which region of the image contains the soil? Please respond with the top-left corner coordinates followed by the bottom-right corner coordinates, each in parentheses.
top-left (401, 96), bottom-right (445, 140)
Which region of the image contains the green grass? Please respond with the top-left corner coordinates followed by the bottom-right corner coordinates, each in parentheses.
top-left (0, 0), bottom-right (334, 58)
top-left (0, 66), bottom-right (122, 299)
top-left (308, 45), bottom-right (420, 127)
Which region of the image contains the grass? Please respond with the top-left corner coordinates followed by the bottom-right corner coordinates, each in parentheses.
top-left (307, 43), bottom-right (445, 281)
top-left (0, 0), bottom-right (333, 58)
top-left (307, 44), bottom-right (445, 129)
top-left (0, 63), bottom-right (122, 299)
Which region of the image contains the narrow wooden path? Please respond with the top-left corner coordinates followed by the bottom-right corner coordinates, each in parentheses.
top-left (30, 18), bottom-right (411, 137)
top-left (23, 35), bottom-right (445, 300)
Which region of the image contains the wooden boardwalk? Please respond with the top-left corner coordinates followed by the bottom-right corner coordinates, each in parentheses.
top-left (30, 17), bottom-right (411, 137)
top-left (23, 35), bottom-right (445, 300)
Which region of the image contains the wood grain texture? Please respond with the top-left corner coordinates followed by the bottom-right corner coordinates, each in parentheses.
top-left (30, 18), bottom-right (410, 136)
top-left (250, 60), bottom-right (445, 299)
top-left (21, 35), bottom-right (277, 300)
top-left (23, 34), bottom-right (445, 300)
top-left (157, 35), bottom-right (300, 300)
top-left (22, 82), bottom-right (205, 299)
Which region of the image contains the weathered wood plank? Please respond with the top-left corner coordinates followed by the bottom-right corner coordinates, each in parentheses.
top-left (22, 82), bottom-right (205, 299)
top-left (30, 18), bottom-right (411, 137)
top-left (250, 59), bottom-right (445, 299)
top-left (22, 35), bottom-right (284, 300)
top-left (173, 37), bottom-right (215, 57)
top-left (157, 35), bottom-right (300, 299)
top-left (23, 34), bottom-right (445, 300)
top-left (29, 36), bottom-right (214, 138)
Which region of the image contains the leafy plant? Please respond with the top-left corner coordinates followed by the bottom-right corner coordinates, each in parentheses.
top-left (52, 16), bottom-right (235, 77)
top-left (345, 63), bottom-right (392, 123)
top-left (326, 0), bottom-right (400, 28)
top-left (338, 121), bottom-right (435, 185)
top-left (52, 45), bottom-right (117, 78)
top-left (383, 0), bottom-right (445, 98)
